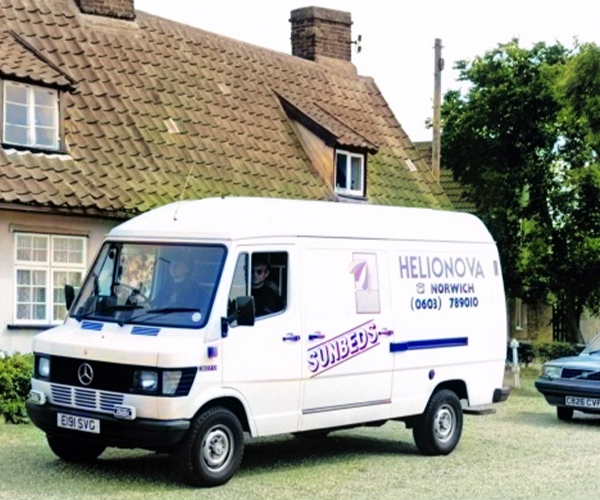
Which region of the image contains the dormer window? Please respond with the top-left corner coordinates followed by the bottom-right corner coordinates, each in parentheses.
top-left (3, 81), bottom-right (59, 151)
top-left (335, 150), bottom-right (365, 197)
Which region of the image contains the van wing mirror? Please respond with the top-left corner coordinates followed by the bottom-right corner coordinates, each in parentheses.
top-left (228, 296), bottom-right (255, 327)
top-left (64, 284), bottom-right (75, 311)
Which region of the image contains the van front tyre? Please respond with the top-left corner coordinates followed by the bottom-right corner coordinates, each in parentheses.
top-left (47, 435), bottom-right (106, 462)
top-left (412, 389), bottom-right (463, 456)
top-left (177, 407), bottom-right (244, 487)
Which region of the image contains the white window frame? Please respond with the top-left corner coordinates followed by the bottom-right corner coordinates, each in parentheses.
top-left (3, 80), bottom-right (60, 150)
top-left (335, 150), bottom-right (365, 197)
top-left (14, 233), bottom-right (86, 325)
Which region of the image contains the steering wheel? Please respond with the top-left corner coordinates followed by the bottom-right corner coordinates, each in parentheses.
top-left (118, 284), bottom-right (151, 307)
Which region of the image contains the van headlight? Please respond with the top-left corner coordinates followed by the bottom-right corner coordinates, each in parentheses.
top-left (542, 365), bottom-right (562, 379)
top-left (162, 370), bottom-right (183, 395)
top-left (133, 370), bottom-right (159, 393)
top-left (132, 369), bottom-right (183, 395)
top-left (37, 355), bottom-right (51, 379)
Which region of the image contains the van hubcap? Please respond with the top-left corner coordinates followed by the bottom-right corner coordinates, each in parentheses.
top-left (433, 404), bottom-right (455, 442)
top-left (202, 426), bottom-right (232, 470)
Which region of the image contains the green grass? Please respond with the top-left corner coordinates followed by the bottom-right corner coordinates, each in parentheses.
top-left (1, 371), bottom-right (599, 500)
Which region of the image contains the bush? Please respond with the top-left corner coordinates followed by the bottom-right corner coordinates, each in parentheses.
top-left (534, 341), bottom-right (585, 363)
top-left (0, 351), bottom-right (34, 424)
top-left (506, 340), bottom-right (586, 366)
top-left (507, 341), bottom-right (536, 366)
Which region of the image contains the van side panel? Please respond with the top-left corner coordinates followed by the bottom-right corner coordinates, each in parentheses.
top-left (299, 242), bottom-right (395, 430)
top-left (389, 241), bottom-right (506, 414)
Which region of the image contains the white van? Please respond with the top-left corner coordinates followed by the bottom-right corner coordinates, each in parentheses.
top-left (27, 197), bottom-right (510, 486)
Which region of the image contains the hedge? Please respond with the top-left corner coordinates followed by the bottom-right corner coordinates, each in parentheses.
top-left (0, 351), bottom-right (34, 424)
top-left (506, 340), bottom-right (586, 367)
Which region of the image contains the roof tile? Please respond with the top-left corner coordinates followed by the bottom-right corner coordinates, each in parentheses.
top-left (0, 0), bottom-right (452, 217)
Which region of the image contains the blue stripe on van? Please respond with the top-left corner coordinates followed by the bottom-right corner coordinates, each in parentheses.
top-left (131, 326), bottom-right (160, 336)
top-left (390, 336), bottom-right (468, 353)
top-left (81, 321), bottom-right (103, 331)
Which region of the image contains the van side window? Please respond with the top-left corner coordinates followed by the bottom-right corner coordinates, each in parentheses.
top-left (251, 252), bottom-right (287, 317)
top-left (227, 251), bottom-right (288, 322)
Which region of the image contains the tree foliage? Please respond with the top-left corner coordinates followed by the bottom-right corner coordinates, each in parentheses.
top-left (441, 39), bottom-right (600, 342)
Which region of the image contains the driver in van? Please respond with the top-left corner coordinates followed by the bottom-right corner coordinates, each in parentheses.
top-left (161, 249), bottom-right (200, 309)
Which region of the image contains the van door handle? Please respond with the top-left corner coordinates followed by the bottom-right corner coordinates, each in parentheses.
top-left (378, 329), bottom-right (394, 336)
top-left (282, 333), bottom-right (301, 342)
top-left (309, 332), bottom-right (326, 341)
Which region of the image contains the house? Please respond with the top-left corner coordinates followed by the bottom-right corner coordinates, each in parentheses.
top-left (0, 0), bottom-right (452, 354)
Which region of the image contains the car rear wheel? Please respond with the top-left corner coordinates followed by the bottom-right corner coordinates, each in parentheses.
top-left (557, 406), bottom-right (574, 421)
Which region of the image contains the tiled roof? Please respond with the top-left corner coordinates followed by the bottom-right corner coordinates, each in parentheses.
top-left (414, 141), bottom-right (475, 213)
top-left (0, 0), bottom-right (452, 218)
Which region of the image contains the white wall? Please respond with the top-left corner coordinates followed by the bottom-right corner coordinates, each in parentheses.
top-left (0, 210), bottom-right (119, 354)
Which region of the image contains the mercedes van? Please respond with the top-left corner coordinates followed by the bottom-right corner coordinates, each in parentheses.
top-left (27, 197), bottom-right (510, 486)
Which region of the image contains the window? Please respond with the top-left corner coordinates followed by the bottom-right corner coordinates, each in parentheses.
top-left (228, 251), bottom-right (288, 322)
top-left (335, 150), bottom-right (365, 197)
top-left (3, 81), bottom-right (59, 150)
top-left (14, 233), bottom-right (86, 325)
top-left (69, 243), bottom-right (226, 329)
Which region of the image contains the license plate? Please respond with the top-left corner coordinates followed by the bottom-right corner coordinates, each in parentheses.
top-left (57, 413), bottom-right (100, 434)
top-left (565, 396), bottom-right (600, 408)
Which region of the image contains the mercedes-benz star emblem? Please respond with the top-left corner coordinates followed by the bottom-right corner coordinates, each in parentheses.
top-left (78, 363), bottom-right (94, 386)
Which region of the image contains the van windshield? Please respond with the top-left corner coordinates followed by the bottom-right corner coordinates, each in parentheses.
top-left (70, 242), bottom-right (226, 329)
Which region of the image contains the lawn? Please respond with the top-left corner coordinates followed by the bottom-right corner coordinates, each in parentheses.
top-left (1, 370), bottom-right (599, 500)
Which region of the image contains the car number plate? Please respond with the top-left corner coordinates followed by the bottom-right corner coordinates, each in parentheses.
top-left (565, 396), bottom-right (600, 408)
top-left (57, 413), bottom-right (100, 434)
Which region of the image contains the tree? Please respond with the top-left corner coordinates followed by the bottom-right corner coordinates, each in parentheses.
top-left (441, 39), bottom-right (600, 343)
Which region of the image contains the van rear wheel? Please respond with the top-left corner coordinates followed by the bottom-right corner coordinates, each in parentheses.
top-left (177, 407), bottom-right (244, 487)
top-left (412, 389), bottom-right (463, 456)
top-left (47, 435), bottom-right (106, 462)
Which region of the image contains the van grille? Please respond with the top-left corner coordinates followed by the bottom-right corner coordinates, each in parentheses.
top-left (51, 384), bottom-right (124, 413)
top-left (35, 355), bottom-right (197, 397)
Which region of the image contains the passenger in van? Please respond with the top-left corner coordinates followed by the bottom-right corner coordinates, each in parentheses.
top-left (251, 257), bottom-right (283, 317)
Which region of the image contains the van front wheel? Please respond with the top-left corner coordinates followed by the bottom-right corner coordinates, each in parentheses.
top-left (412, 389), bottom-right (463, 456)
top-left (177, 407), bottom-right (244, 487)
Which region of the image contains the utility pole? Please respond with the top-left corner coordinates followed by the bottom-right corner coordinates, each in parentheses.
top-left (432, 38), bottom-right (443, 182)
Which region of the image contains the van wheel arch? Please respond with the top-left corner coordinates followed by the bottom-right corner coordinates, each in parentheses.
top-left (435, 379), bottom-right (468, 401)
top-left (195, 397), bottom-right (251, 433)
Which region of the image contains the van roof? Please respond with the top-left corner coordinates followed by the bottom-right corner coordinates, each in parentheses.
top-left (108, 197), bottom-right (495, 244)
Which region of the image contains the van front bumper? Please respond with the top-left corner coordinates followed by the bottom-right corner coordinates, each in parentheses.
top-left (26, 401), bottom-right (190, 451)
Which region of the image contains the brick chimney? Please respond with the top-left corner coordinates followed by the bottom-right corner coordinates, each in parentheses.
top-left (75, 0), bottom-right (135, 20)
top-left (290, 7), bottom-right (353, 62)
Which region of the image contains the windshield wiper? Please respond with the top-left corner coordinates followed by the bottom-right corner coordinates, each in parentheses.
top-left (73, 304), bottom-right (143, 322)
top-left (120, 307), bottom-right (200, 325)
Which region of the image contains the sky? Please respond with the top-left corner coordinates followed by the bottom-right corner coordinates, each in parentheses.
top-left (135, 0), bottom-right (599, 143)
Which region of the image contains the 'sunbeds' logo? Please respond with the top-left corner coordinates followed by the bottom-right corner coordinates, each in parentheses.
top-left (307, 320), bottom-right (379, 377)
